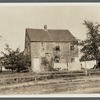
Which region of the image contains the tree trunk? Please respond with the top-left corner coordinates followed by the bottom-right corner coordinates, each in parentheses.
top-left (1, 66), bottom-right (2, 72)
top-left (17, 67), bottom-right (20, 72)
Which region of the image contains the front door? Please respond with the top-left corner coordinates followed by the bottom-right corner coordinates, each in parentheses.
top-left (34, 58), bottom-right (41, 72)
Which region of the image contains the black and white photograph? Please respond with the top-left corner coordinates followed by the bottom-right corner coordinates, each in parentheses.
top-left (0, 3), bottom-right (100, 96)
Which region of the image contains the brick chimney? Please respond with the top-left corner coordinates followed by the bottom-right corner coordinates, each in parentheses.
top-left (44, 25), bottom-right (47, 31)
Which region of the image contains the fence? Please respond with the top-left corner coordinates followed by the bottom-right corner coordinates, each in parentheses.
top-left (0, 69), bottom-right (100, 85)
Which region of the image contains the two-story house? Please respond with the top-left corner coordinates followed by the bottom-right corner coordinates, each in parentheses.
top-left (24, 25), bottom-right (81, 73)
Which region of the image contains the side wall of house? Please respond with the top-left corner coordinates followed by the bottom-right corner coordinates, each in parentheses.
top-left (24, 32), bottom-right (31, 56)
top-left (24, 44), bottom-right (31, 55)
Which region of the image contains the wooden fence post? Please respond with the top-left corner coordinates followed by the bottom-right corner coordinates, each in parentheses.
top-left (85, 61), bottom-right (87, 76)
top-left (34, 74), bottom-right (37, 84)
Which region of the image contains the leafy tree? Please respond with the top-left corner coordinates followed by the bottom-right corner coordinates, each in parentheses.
top-left (80, 20), bottom-right (100, 65)
top-left (1, 44), bottom-right (31, 72)
top-left (15, 52), bottom-right (31, 72)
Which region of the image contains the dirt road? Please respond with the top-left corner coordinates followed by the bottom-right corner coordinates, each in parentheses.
top-left (0, 75), bottom-right (100, 95)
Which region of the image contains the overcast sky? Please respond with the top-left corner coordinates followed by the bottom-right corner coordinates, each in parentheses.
top-left (0, 4), bottom-right (100, 56)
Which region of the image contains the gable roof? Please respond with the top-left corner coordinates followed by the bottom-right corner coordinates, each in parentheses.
top-left (26, 28), bottom-right (76, 42)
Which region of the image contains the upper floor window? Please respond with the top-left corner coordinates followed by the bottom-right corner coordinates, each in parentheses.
top-left (55, 46), bottom-right (60, 51)
top-left (70, 43), bottom-right (74, 51)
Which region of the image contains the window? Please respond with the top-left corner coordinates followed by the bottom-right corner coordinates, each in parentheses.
top-left (71, 58), bottom-right (75, 63)
top-left (70, 43), bottom-right (74, 51)
top-left (54, 56), bottom-right (60, 63)
top-left (55, 46), bottom-right (60, 51)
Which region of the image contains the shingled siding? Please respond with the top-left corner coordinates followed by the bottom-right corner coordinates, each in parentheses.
top-left (24, 32), bottom-right (31, 55)
top-left (24, 44), bottom-right (31, 55)
top-left (45, 42), bottom-right (54, 57)
top-left (25, 32), bottom-right (31, 49)
top-left (44, 42), bottom-right (78, 62)
top-left (30, 42), bottom-right (78, 72)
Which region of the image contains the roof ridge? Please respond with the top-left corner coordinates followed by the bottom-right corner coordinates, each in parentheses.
top-left (26, 28), bottom-right (68, 31)
top-left (26, 28), bottom-right (43, 30)
top-left (48, 29), bottom-right (68, 31)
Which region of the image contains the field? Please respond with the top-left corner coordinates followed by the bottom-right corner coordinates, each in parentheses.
top-left (0, 69), bottom-right (100, 95)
